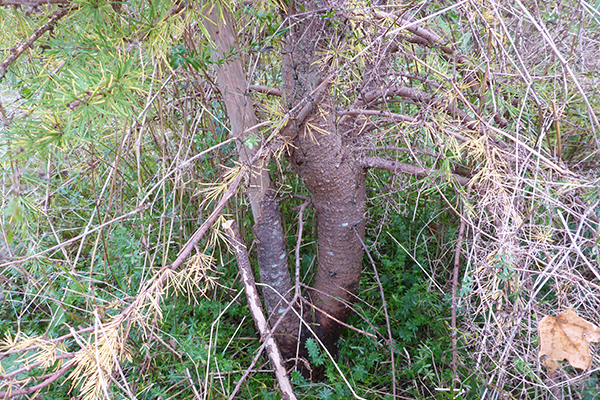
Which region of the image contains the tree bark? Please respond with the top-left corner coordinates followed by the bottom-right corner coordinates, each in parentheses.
top-left (281, 0), bottom-right (367, 354)
top-left (202, 4), bottom-right (299, 358)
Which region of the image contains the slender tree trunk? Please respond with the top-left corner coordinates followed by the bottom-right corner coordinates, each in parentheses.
top-left (281, 0), bottom-right (367, 354)
top-left (202, 5), bottom-right (299, 358)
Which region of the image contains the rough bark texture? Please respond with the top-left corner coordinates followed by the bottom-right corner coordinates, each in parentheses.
top-left (253, 190), bottom-right (299, 356)
top-left (296, 127), bottom-right (367, 352)
top-left (203, 5), bottom-right (299, 357)
top-left (281, 1), bottom-right (367, 354)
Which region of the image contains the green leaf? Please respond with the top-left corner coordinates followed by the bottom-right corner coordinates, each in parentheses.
top-left (244, 134), bottom-right (260, 149)
top-left (305, 337), bottom-right (325, 366)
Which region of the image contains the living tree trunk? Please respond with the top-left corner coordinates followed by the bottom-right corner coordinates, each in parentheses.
top-left (202, 4), bottom-right (300, 358)
top-left (281, 0), bottom-right (367, 354)
top-left (206, 0), bottom-right (367, 364)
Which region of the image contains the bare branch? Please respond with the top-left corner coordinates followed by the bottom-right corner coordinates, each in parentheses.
top-left (249, 85), bottom-right (282, 97)
top-left (358, 85), bottom-right (476, 126)
top-left (0, 353), bottom-right (75, 381)
top-left (169, 168), bottom-right (244, 271)
top-left (0, 360), bottom-right (76, 399)
top-left (359, 146), bottom-right (437, 158)
top-left (361, 155), bottom-right (471, 186)
top-left (222, 220), bottom-right (297, 400)
top-left (451, 218), bottom-right (466, 386)
top-left (339, 108), bottom-right (416, 123)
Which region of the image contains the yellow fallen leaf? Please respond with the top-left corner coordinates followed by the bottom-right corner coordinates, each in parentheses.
top-left (539, 309), bottom-right (600, 373)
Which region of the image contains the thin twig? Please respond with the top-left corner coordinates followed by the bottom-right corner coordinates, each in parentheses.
top-left (294, 201), bottom-right (310, 292)
top-left (293, 200), bottom-right (309, 365)
top-left (0, 157), bottom-right (246, 399)
top-left (352, 227), bottom-right (396, 399)
top-left (169, 169), bottom-right (244, 271)
top-left (451, 217), bottom-right (466, 390)
top-left (0, 206), bottom-right (148, 270)
top-left (299, 283), bottom-right (395, 348)
top-left (299, 297), bottom-right (376, 339)
top-left (0, 8), bottom-right (71, 80)
top-left (0, 352), bottom-right (75, 381)
top-left (339, 108), bottom-right (416, 123)
top-left (359, 145), bottom-right (437, 157)
top-left (185, 368), bottom-right (203, 400)
top-left (0, 360), bottom-right (76, 399)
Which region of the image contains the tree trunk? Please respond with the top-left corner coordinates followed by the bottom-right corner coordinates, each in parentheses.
top-left (207, 0), bottom-right (367, 362)
top-left (281, 0), bottom-right (367, 354)
top-left (202, 5), bottom-right (299, 358)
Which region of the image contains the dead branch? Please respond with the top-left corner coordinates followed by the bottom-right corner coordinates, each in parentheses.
top-left (359, 146), bottom-right (437, 158)
top-left (279, 77), bottom-right (330, 141)
top-left (376, 10), bottom-right (482, 87)
top-left (451, 218), bottom-right (466, 387)
top-left (249, 85), bottom-right (282, 97)
top-left (169, 168), bottom-right (245, 270)
top-left (222, 220), bottom-right (297, 400)
top-left (0, 7), bottom-right (70, 80)
top-left (361, 155), bottom-right (471, 186)
top-left (0, 352), bottom-right (75, 381)
top-left (358, 85), bottom-right (476, 127)
top-left (339, 109), bottom-right (416, 123)
top-left (0, 163), bottom-right (245, 398)
top-left (0, 360), bottom-right (76, 399)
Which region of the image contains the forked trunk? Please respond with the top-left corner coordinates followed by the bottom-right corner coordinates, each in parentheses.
top-left (206, 0), bottom-right (367, 364)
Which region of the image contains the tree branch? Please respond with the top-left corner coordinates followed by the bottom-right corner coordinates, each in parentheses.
top-left (339, 109), bottom-right (416, 123)
top-left (222, 220), bottom-right (297, 400)
top-left (169, 168), bottom-right (245, 270)
top-left (451, 217), bottom-right (466, 389)
top-left (361, 155), bottom-right (471, 186)
top-left (0, 360), bottom-right (76, 399)
top-left (359, 146), bottom-right (437, 157)
top-left (249, 85), bottom-right (282, 97)
top-left (0, 7), bottom-right (71, 80)
top-left (358, 85), bottom-right (476, 127)
top-left (0, 352), bottom-right (75, 382)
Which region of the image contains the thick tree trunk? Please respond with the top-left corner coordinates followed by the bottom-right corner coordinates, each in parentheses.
top-left (281, 1), bottom-right (367, 354)
top-left (293, 122), bottom-right (367, 353)
top-left (206, 0), bottom-right (367, 361)
top-left (202, 5), bottom-right (299, 358)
